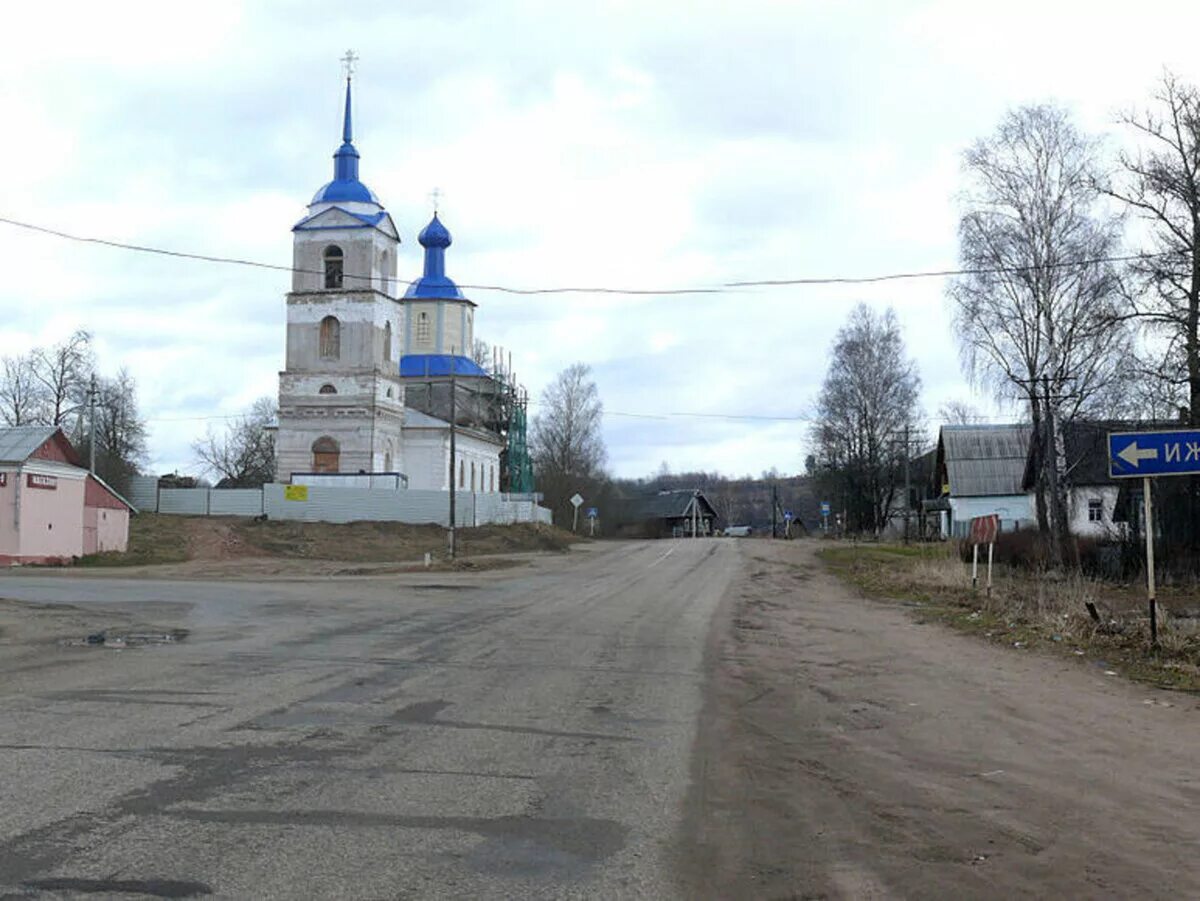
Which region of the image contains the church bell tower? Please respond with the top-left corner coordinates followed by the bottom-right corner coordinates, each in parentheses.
top-left (275, 59), bottom-right (406, 480)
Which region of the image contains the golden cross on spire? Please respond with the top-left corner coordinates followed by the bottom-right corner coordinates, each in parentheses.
top-left (341, 50), bottom-right (358, 79)
top-left (430, 187), bottom-right (444, 213)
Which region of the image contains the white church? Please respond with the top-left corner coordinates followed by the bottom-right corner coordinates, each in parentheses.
top-left (274, 73), bottom-right (508, 493)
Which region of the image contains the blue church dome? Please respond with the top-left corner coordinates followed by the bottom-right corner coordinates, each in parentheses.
top-left (404, 213), bottom-right (466, 300)
top-left (310, 78), bottom-right (381, 207)
top-left (418, 213), bottom-right (452, 249)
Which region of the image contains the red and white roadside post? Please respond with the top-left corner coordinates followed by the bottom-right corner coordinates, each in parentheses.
top-left (969, 514), bottom-right (1000, 596)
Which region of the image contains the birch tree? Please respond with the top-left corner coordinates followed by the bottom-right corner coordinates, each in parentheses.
top-left (948, 105), bottom-right (1131, 564)
top-left (813, 304), bottom-right (921, 535)
top-left (1106, 73), bottom-right (1200, 421)
top-left (530, 363), bottom-right (607, 527)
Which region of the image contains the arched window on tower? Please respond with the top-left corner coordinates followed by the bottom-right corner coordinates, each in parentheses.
top-left (319, 316), bottom-right (341, 360)
top-left (383, 321), bottom-right (392, 362)
top-left (324, 245), bottom-right (344, 289)
top-left (416, 311), bottom-right (431, 346)
top-left (312, 436), bottom-right (340, 473)
top-left (318, 383), bottom-right (337, 394)
top-left (380, 249), bottom-right (390, 295)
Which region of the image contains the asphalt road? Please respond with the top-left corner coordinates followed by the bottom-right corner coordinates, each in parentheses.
top-left (0, 540), bottom-right (734, 899)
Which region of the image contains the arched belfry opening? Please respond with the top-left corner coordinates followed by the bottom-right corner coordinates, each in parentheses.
top-left (324, 245), bottom-right (344, 289)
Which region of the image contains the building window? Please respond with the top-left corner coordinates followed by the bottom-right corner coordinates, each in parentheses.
top-left (319, 316), bottom-right (341, 359)
top-left (324, 245), bottom-right (344, 289)
top-left (312, 436), bottom-right (340, 473)
top-left (1088, 498), bottom-right (1103, 523)
top-left (459, 459), bottom-right (465, 488)
top-left (470, 462), bottom-right (476, 491)
top-left (318, 384), bottom-right (337, 395)
top-left (489, 465), bottom-right (494, 493)
top-left (383, 321), bottom-right (392, 362)
top-left (380, 249), bottom-right (390, 295)
top-left (416, 311), bottom-right (431, 345)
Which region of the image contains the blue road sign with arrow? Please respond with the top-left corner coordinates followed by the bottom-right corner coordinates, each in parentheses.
top-left (1108, 429), bottom-right (1200, 478)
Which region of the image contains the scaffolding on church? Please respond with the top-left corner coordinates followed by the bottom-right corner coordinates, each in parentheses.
top-left (401, 348), bottom-right (536, 495)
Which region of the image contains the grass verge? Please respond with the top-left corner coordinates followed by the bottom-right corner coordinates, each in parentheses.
top-left (818, 543), bottom-right (1200, 693)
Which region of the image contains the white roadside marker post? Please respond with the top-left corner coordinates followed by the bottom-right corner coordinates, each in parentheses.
top-left (987, 541), bottom-right (994, 598)
top-left (972, 543), bottom-right (979, 592)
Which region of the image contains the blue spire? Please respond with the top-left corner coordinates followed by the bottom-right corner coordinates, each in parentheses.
top-left (405, 213), bottom-right (465, 299)
top-left (311, 75), bottom-right (379, 205)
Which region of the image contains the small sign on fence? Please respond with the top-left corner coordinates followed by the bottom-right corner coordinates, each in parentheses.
top-left (968, 514), bottom-right (999, 596)
top-left (284, 485), bottom-right (308, 502)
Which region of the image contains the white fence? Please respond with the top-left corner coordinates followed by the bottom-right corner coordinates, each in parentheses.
top-left (131, 478), bottom-right (551, 527)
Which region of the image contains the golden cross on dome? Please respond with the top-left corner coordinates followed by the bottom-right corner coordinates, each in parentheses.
top-left (430, 187), bottom-right (444, 213)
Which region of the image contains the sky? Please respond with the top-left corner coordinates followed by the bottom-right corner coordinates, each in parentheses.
top-left (2, 0), bottom-right (1199, 480)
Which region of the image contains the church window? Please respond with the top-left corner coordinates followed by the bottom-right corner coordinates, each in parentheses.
top-left (323, 245), bottom-right (344, 289)
top-left (386, 387), bottom-right (394, 399)
top-left (380, 250), bottom-right (390, 295)
top-left (470, 462), bottom-right (476, 491)
top-left (319, 316), bottom-right (341, 359)
top-left (318, 384), bottom-right (337, 394)
top-left (312, 436), bottom-right (340, 473)
top-left (383, 321), bottom-right (392, 362)
top-left (416, 311), bottom-right (431, 345)
top-left (489, 466), bottom-right (494, 493)
top-left (459, 459), bottom-right (465, 488)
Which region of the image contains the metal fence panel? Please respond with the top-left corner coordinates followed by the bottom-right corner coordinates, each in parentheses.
top-left (208, 489), bottom-right (265, 516)
top-left (158, 488), bottom-right (210, 515)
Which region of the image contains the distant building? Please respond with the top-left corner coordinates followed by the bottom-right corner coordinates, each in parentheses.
top-left (928, 424), bottom-right (1036, 538)
top-left (612, 490), bottom-right (719, 538)
top-left (0, 426), bottom-right (134, 564)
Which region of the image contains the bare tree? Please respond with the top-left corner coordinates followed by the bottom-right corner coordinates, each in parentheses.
top-left (193, 398), bottom-right (277, 488)
top-left (813, 304), bottom-right (921, 535)
top-left (1105, 73), bottom-right (1200, 421)
top-left (471, 338), bottom-right (491, 371)
top-left (936, 400), bottom-right (984, 425)
top-left (530, 363), bottom-right (607, 527)
top-left (32, 330), bottom-right (94, 426)
top-left (0, 353), bottom-right (47, 426)
top-left (948, 105), bottom-right (1132, 564)
top-left (74, 368), bottom-right (147, 495)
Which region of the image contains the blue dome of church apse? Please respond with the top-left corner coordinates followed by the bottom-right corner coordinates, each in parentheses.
top-left (404, 212), bottom-right (466, 300)
top-left (311, 77), bottom-right (381, 206)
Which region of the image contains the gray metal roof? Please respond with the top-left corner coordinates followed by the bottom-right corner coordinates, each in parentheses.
top-left (940, 424), bottom-right (1032, 497)
top-left (616, 489), bottom-right (718, 522)
top-left (0, 426), bottom-right (57, 465)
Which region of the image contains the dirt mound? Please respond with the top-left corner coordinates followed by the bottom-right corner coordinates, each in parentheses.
top-left (83, 514), bottom-right (576, 567)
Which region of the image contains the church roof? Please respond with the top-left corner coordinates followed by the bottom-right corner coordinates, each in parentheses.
top-left (399, 354), bottom-right (488, 378)
top-left (404, 213), bottom-right (467, 300)
top-left (309, 77), bottom-right (382, 208)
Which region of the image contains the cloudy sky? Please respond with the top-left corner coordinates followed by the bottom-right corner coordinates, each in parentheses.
top-left (2, 0), bottom-right (1199, 479)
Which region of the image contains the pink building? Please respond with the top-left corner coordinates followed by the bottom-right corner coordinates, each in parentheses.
top-left (0, 427), bottom-right (134, 565)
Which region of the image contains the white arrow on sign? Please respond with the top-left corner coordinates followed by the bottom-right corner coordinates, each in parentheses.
top-left (1117, 441), bottom-right (1159, 468)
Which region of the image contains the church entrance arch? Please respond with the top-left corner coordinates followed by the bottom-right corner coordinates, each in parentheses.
top-left (312, 436), bottom-right (340, 473)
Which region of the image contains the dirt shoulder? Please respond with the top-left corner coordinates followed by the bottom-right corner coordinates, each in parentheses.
top-left (681, 539), bottom-right (1200, 898)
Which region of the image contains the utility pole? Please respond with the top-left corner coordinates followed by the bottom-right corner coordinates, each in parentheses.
top-left (903, 424), bottom-right (912, 544)
top-left (448, 354), bottom-right (457, 559)
top-left (771, 481), bottom-right (778, 539)
top-left (1042, 375), bottom-right (1064, 567)
top-left (88, 374), bottom-right (97, 475)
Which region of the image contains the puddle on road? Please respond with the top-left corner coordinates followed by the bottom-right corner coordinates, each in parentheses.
top-left (63, 629), bottom-right (189, 649)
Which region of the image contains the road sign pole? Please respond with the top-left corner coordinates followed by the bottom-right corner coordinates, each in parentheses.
top-left (987, 541), bottom-right (994, 598)
top-left (972, 543), bottom-right (979, 592)
top-left (1144, 476), bottom-right (1158, 647)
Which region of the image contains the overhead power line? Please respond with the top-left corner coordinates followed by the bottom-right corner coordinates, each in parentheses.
top-left (0, 214), bottom-right (1180, 297)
